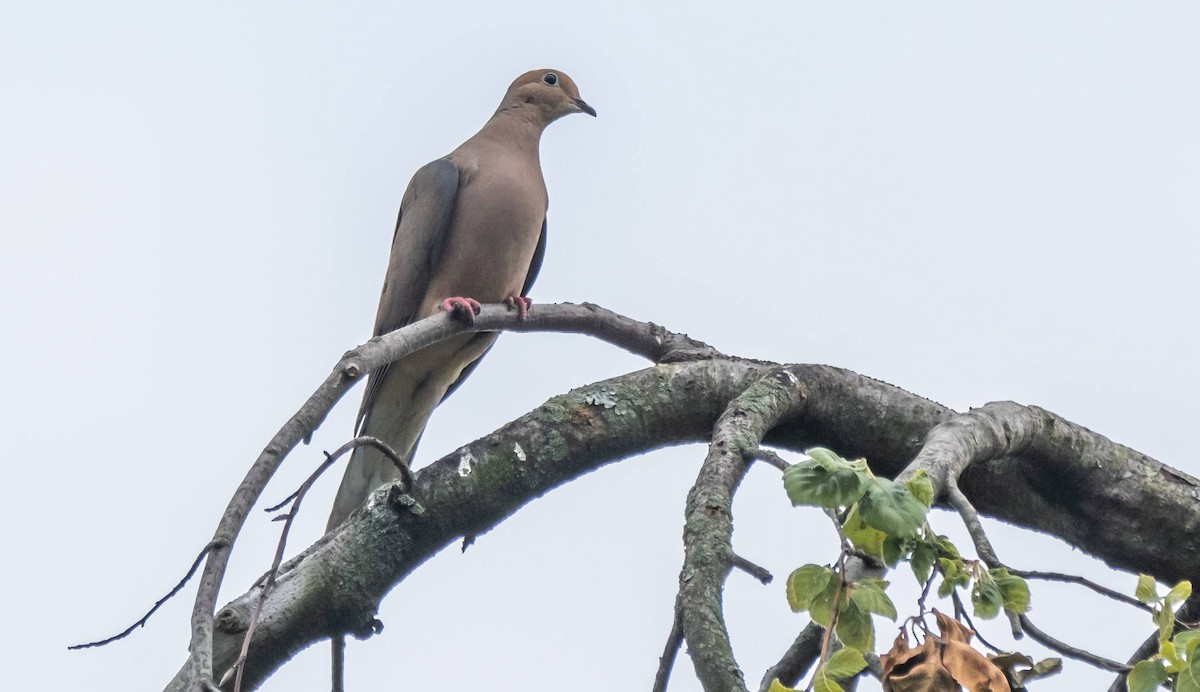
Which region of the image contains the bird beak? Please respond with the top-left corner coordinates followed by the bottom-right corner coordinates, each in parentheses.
top-left (573, 98), bottom-right (597, 117)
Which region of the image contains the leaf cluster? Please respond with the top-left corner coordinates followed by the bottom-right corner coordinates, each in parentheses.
top-left (1127, 577), bottom-right (1198, 692)
top-left (774, 448), bottom-right (1035, 691)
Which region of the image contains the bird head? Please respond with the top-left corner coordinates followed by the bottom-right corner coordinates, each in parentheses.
top-left (498, 69), bottom-right (597, 125)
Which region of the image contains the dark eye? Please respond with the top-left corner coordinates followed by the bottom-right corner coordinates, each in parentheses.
top-left (542, 72), bottom-right (558, 86)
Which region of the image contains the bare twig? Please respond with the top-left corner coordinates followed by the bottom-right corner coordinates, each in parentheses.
top-left (222, 436), bottom-right (406, 692)
top-left (949, 590), bottom-right (1004, 655)
top-left (944, 485), bottom-right (1023, 637)
top-left (944, 485), bottom-right (1000, 568)
top-left (752, 448), bottom-right (791, 472)
top-left (172, 302), bottom-right (722, 689)
top-left (1008, 570), bottom-right (1151, 612)
top-left (68, 540), bottom-right (223, 650)
top-left (652, 602), bottom-right (685, 692)
top-left (1019, 614), bottom-right (1129, 673)
top-left (331, 634), bottom-right (345, 692)
top-left (730, 554), bottom-right (773, 585)
top-left (163, 354), bottom-right (1200, 689)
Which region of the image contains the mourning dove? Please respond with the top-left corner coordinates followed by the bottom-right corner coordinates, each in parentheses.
top-left (327, 69), bottom-right (595, 529)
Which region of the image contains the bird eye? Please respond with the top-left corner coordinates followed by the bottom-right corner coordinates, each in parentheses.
top-left (542, 72), bottom-right (558, 86)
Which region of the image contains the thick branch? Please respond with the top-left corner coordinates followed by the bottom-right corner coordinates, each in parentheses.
top-left (903, 401), bottom-right (1200, 582)
top-left (169, 302), bottom-right (720, 691)
top-left (166, 358), bottom-right (1200, 689)
top-left (679, 368), bottom-right (809, 691)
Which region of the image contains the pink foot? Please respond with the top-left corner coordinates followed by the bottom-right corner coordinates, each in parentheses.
top-left (441, 296), bottom-right (482, 323)
top-left (504, 295), bottom-right (533, 320)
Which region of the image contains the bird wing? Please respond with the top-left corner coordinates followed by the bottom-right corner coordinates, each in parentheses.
top-left (356, 158), bottom-right (460, 432)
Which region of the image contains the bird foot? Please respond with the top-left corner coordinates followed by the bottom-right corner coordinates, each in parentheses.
top-left (440, 297), bottom-right (482, 323)
top-left (504, 295), bottom-right (533, 320)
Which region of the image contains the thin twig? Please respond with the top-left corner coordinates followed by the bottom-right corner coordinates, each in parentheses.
top-left (945, 486), bottom-right (1023, 637)
top-left (68, 540), bottom-right (223, 650)
top-left (1008, 570), bottom-right (1151, 612)
top-left (945, 485), bottom-right (1000, 568)
top-left (178, 303), bottom-right (722, 687)
top-left (818, 552), bottom-right (849, 667)
top-left (730, 553), bottom-right (773, 585)
top-left (1019, 614), bottom-right (1130, 673)
top-left (752, 448), bottom-right (791, 472)
top-left (331, 634), bottom-right (345, 692)
top-left (652, 603), bottom-right (685, 692)
top-left (223, 436), bottom-right (406, 691)
top-left (915, 568), bottom-right (938, 616)
top-left (949, 590), bottom-right (1005, 655)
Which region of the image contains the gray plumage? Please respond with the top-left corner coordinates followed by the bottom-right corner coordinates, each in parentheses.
top-left (327, 69), bottom-right (594, 529)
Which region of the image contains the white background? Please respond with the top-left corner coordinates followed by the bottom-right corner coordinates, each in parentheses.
top-left (4, 2), bottom-right (1198, 690)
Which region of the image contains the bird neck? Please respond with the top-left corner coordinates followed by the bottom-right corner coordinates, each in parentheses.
top-left (480, 106), bottom-right (548, 152)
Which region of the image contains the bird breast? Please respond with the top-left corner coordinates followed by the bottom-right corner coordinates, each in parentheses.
top-left (419, 153), bottom-right (547, 316)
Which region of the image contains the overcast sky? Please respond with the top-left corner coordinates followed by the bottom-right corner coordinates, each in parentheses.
top-left (5, 2), bottom-right (1198, 690)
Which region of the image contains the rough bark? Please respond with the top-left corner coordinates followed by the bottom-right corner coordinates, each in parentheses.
top-left (165, 357), bottom-right (1200, 690)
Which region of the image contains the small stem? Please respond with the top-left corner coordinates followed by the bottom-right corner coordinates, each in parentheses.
top-left (730, 554), bottom-right (773, 585)
top-left (652, 603), bottom-right (685, 692)
top-left (1019, 614), bottom-right (1130, 672)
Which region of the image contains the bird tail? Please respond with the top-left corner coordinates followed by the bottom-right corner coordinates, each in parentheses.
top-left (325, 332), bottom-right (498, 530)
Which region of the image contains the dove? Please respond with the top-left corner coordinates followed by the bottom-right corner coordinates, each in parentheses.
top-left (328, 69), bottom-right (595, 529)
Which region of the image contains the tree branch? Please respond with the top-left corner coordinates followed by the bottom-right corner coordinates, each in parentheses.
top-left (678, 368), bottom-right (809, 691)
top-left (168, 302), bottom-right (720, 691)
top-left (160, 325), bottom-right (1200, 690)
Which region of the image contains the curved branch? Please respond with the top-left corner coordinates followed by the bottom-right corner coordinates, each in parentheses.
top-left (164, 353), bottom-right (1200, 689)
top-left (678, 368), bottom-right (809, 691)
top-left (901, 401), bottom-right (1200, 582)
top-left (171, 302), bottom-right (721, 690)
top-left (759, 623), bottom-right (824, 692)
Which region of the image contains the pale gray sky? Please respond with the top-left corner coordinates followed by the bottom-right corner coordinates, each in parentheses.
top-left (4, 2), bottom-right (1198, 690)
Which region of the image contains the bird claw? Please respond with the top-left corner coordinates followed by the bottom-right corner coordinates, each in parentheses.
top-left (441, 297), bottom-right (482, 323)
top-left (504, 295), bottom-right (533, 320)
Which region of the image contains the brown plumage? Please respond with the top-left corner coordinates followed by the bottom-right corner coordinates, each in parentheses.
top-left (327, 70), bottom-right (595, 529)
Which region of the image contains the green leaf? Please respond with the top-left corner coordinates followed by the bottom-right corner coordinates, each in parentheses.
top-left (1125, 659), bottom-right (1168, 692)
top-left (935, 534), bottom-right (961, 559)
top-left (809, 577), bottom-right (843, 628)
top-left (881, 534), bottom-right (906, 567)
top-left (783, 457), bottom-right (869, 508)
top-left (1154, 605), bottom-right (1175, 645)
top-left (904, 469), bottom-right (935, 507)
top-left (1178, 654), bottom-right (1200, 692)
top-left (767, 679), bottom-right (799, 692)
top-left (850, 579), bottom-right (898, 620)
top-left (1136, 574), bottom-right (1160, 604)
top-left (842, 505), bottom-right (887, 559)
top-left (1175, 630), bottom-right (1200, 659)
top-left (1163, 641), bottom-right (1182, 673)
top-left (824, 647), bottom-right (869, 679)
top-left (991, 653), bottom-right (1062, 685)
top-left (938, 558), bottom-right (970, 597)
top-left (1168, 581), bottom-right (1194, 610)
top-left (1012, 657), bottom-right (1062, 685)
top-left (806, 447), bottom-right (868, 472)
top-left (787, 565), bottom-right (835, 613)
top-left (811, 672), bottom-right (845, 692)
top-left (991, 569), bottom-right (1031, 614)
top-left (858, 477), bottom-right (927, 538)
top-left (911, 541), bottom-right (937, 585)
top-left (972, 578), bottom-right (1004, 620)
top-left (835, 601), bottom-right (875, 651)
